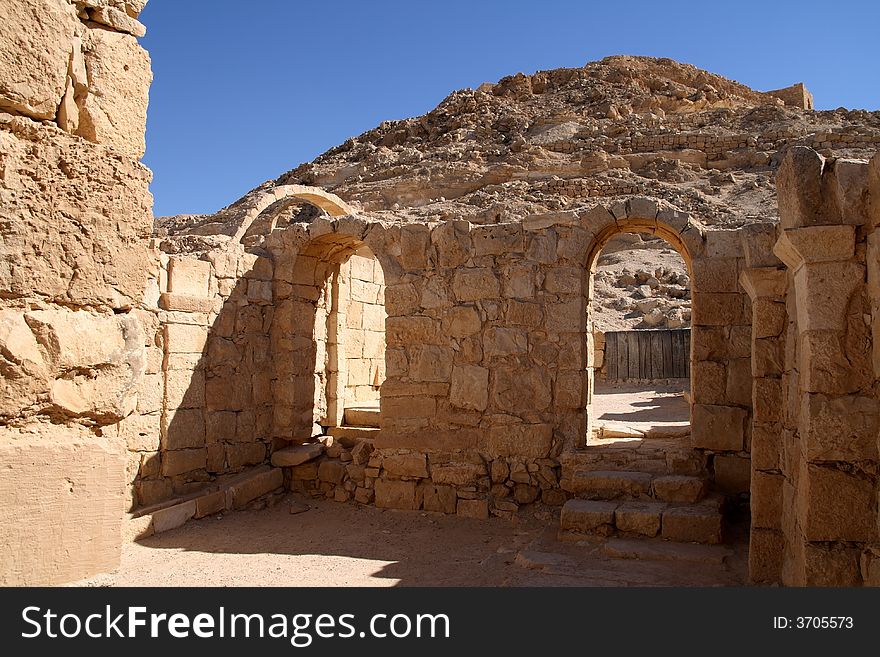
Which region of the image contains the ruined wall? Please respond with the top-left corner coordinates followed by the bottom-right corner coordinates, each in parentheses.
top-left (747, 147), bottom-right (880, 586)
top-left (0, 0), bottom-right (152, 584)
top-left (258, 197), bottom-right (753, 515)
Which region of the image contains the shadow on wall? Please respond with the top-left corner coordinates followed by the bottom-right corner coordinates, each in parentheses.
top-left (133, 233), bottom-right (386, 512)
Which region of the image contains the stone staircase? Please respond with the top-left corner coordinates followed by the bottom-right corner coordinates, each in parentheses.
top-left (326, 404), bottom-right (380, 446)
top-left (558, 436), bottom-right (726, 545)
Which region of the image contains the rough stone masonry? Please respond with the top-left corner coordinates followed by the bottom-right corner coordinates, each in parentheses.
top-left (1, 3), bottom-right (878, 587)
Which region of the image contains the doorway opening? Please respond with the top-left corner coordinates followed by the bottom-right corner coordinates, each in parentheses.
top-left (587, 231), bottom-right (692, 446)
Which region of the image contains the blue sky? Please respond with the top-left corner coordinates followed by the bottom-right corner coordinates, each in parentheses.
top-left (140, 0), bottom-right (880, 217)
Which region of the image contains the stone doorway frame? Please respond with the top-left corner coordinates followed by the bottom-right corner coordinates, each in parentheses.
top-left (581, 216), bottom-right (696, 449)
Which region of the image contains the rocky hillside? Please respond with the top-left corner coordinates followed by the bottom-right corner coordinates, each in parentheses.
top-left (167, 56), bottom-right (880, 330)
top-left (274, 55), bottom-right (880, 228)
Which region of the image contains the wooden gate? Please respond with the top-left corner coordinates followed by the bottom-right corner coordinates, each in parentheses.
top-left (603, 329), bottom-right (690, 380)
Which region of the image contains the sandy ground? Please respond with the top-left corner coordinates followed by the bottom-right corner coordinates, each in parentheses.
top-left (72, 383), bottom-right (741, 589)
top-left (592, 380), bottom-right (690, 437)
top-left (76, 492), bottom-right (746, 588)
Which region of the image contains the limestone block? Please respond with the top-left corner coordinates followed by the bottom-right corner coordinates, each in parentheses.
top-left (384, 283), bottom-right (420, 315)
top-left (739, 223), bottom-right (782, 269)
top-left (0, 0), bottom-right (79, 120)
top-left (226, 442), bottom-right (266, 469)
top-left (408, 345), bottom-right (453, 382)
top-left (502, 264), bottom-right (536, 298)
top-left (383, 453), bottom-right (428, 479)
top-left (374, 478), bottom-right (418, 510)
top-left (803, 543), bottom-right (862, 586)
top-left (615, 502), bottom-right (663, 536)
top-left (505, 300), bottom-right (543, 327)
top-left (0, 310), bottom-right (49, 417)
top-left (471, 223), bottom-right (523, 256)
top-left (271, 442), bottom-right (324, 468)
top-left (164, 369), bottom-right (205, 409)
top-left (750, 423), bottom-right (781, 471)
top-left (776, 147), bottom-right (831, 229)
top-left (553, 371), bottom-right (585, 408)
top-left (117, 411), bottom-right (160, 451)
top-left (692, 257), bottom-right (740, 293)
top-left (450, 364), bottom-right (489, 411)
top-left (828, 158), bottom-right (871, 226)
top-left (399, 224), bottom-right (430, 270)
top-left (317, 459), bottom-right (346, 484)
top-left (798, 464), bottom-right (877, 542)
top-left (168, 258), bottom-right (211, 297)
top-left (229, 467), bottom-right (282, 509)
top-left (17, 308), bottom-right (144, 421)
top-left (431, 220), bottom-right (471, 269)
top-left (195, 490), bottom-right (227, 519)
top-left (487, 423), bottom-right (553, 458)
top-left (381, 396), bottom-right (436, 419)
top-left (789, 262), bottom-right (863, 333)
top-left (165, 323), bottom-right (208, 354)
top-left (714, 455), bottom-right (751, 493)
top-left (725, 358), bottom-right (752, 407)
top-left (560, 499), bottom-right (616, 533)
top-left (544, 298), bottom-right (584, 333)
top-left (456, 498), bottom-right (489, 519)
top-left (89, 6), bottom-right (146, 37)
top-left (151, 500), bottom-right (195, 534)
top-left (691, 404), bottom-right (746, 451)
top-left (652, 475), bottom-right (707, 503)
top-left (441, 306), bottom-right (481, 337)
top-left (162, 408), bottom-right (205, 450)
top-left (431, 462), bottom-right (485, 486)
top-left (76, 25), bottom-right (151, 157)
top-left (801, 393), bottom-right (879, 462)
top-left (752, 378), bottom-right (782, 424)
top-left (0, 116), bottom-right (152, 306)
top-left (693, 293), bottom-right (747, 327)
top-left (691, 360), bottom-right (726, 405)
top-left (751, 471), bottom-right (783, 530)
top-left (748, 528), bottom-right (784, 584)
top-left (0, 426), bottom-right (125, 585)
top-left (161, 448), bottom-right (206, 477)
top-left (491, 367), bottom-right (551, 412)
top-left (385, 316), bottom-right (441, 346)
top-left (452, 268), bottom-right (500, 301)
top-left (483, 327), bottom-right (528, 357)
top-left (661, 506), bottom-right (722, 544)
top-left (421, 483), bottom-right (456, 513)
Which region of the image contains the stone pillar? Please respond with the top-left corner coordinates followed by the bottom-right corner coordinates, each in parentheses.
top-left (741, 267), bottom-right (787, 583)
top-left (774, 225), bottom-right (877, 585)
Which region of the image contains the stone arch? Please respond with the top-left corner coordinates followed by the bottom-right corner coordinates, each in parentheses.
top-left (230, 184), bottom-right (355, 245)
top-left (578, 198), bottom-right (703, 448)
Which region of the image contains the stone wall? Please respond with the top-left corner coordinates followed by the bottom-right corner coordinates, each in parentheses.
top-left (0, 0), bottom-right (152, 584)
top-left (746, 147), bottom-right (880, 586)
top-left (244, 196), bottom-right (754, 515)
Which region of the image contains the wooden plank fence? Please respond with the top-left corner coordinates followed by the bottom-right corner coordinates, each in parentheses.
top-left (604, 329), bottom-right (690, 380)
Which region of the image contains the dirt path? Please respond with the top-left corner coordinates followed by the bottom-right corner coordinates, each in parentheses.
top-left (76, 494), bottom-right (747, 587)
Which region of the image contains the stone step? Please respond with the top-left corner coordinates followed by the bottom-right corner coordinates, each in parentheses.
top-left (560, 441), bottom-right (707, 477)
top-left (127, 465), bottom-right (284, 540)
top-left (327, 425), bottom-right (379, 447)
top-left (558, 497), bottom-right (724, 545)
top-left (560, 470), bottom-right (708, 503)
top-left (271, 443), bottom-right (324, 467)
top-left (343, 404), bottom-right (380, 427)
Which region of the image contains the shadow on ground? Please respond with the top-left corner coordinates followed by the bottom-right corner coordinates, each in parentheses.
top-left (82, 495), bottom-right (748, 587)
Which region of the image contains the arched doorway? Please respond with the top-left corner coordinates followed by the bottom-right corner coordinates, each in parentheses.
top-left (584, 220), bottom-right (695, 449)
top-left (274, 234), bottom-right (386, 444)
